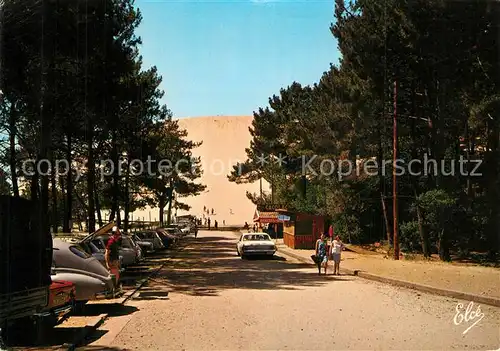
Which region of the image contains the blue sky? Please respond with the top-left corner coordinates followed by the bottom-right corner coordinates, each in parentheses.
top-left (135, 0), bottom-right (340, 118)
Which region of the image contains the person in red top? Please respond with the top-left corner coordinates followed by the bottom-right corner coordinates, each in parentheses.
top-left (105, 226), bottom-right (122, 282)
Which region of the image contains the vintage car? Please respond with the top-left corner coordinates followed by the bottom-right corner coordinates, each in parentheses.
top-left (132, 233), bottom-right (155, 253)
top-left (155, 229), bottom-right (177, 248)
top-left (236, 232), bottom-right (277, 258)
top-left (51, 238), bottom-right (122, 305)
top-left (122, 235), bottom-right (144, 263)
top-left (95, 234), bottom-right (138, 267)
top-left (35, 279), bottom-right (75, 329)
top-left (135, 231), bottom-right (165, 250)
top-left (162, 227), bottom-right (183, 241)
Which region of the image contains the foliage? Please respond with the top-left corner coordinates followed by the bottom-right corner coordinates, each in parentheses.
top-left (0, 0), bottom-right (204, 232)
top-left (228, 0), bottom-right (500, 261)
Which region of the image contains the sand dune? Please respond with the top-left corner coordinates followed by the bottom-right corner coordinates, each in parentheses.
top-left (130, 116), bottom-right (269, 226)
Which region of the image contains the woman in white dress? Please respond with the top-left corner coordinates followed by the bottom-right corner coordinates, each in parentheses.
top-left (330, 235), bottom-right (344, 275)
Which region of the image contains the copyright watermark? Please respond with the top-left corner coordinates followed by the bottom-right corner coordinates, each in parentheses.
top-left (17, 153), bottom-right (482, 181)
top-left (19, 156), bottom-right (245, 181)
top-left (252, 153), bottom-right (482, 180)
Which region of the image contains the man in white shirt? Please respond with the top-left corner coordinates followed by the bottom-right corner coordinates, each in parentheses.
top-left (330, 235), bottom-right (344, 275)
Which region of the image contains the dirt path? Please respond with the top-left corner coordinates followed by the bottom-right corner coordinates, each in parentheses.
top-left (84, 230), bottom-right (500, 350)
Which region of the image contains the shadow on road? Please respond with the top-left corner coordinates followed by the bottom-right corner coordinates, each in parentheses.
top-left (73, 303), bottom-right (139, 317)
top-left (76, 345), bottom-right (132, 350)
top-left (136, 233), bottom-right (350, 298)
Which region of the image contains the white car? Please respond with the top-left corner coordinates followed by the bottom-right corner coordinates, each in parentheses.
top-left (236, 232), bottom-right (277, 258)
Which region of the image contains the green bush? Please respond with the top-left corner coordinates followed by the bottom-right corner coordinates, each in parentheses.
top-left (400, 221), bottom-right (421, 253)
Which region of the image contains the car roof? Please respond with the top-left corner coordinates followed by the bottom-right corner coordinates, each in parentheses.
top-left (242, 233), bottom-right (271, 239)
top-left (53, 238), bottom-right (74, 250)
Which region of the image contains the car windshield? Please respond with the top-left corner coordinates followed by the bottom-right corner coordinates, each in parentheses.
top-left (122, 237), bottom-right (134, 248)
top-left (243, 234), bottom-right (270, 241)
top-left (70, 245), bottom-right (92, 259)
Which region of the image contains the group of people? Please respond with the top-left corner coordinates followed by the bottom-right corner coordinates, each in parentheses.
top-left (203, 206), bottom-right (215, 215)
top-left (206, 217), bottom-right (219, 230)
top-left (314, 234), bottom-right (344, 275)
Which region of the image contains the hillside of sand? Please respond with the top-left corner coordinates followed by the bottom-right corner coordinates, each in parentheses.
top-left (130, 116), bottom-right (269, 226)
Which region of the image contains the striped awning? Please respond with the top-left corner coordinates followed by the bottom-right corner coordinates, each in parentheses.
top-left (253, 210), bottom-right (281, 224)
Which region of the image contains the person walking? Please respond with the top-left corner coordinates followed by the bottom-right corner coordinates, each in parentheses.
top-left (330, 235), bottom-right (344, 275)
top-left (194, 223), bottom-right (198, 238)
top-left (214, 220), bottom-right (218, 229)
top-left (314, 234), bottom-right (328, 275)
top-left (207, 218), bottom-right (211, 230)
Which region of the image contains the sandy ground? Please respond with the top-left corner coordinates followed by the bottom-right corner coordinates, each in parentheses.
top-left (276, 244), bottom-right (500, 300)
top-left (85, 231), bottom-right (500, 350)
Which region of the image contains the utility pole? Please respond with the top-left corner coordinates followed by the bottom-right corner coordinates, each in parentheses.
top-left (259, 177), bottom-right (263, 201)
top-left (393, 80), bottom-right (399, 260)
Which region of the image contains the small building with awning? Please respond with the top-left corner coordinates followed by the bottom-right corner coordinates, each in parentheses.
top-left (253, 209), bottom-right (284, 239)
top-left (253, 210), bottom-right (281, 224)
top-left (253, 208), bottom-right (325, 249)
top-left (277, 209), bottom-right (325, 250)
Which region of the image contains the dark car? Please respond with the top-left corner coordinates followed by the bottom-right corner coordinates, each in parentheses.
top-left (132, 234), bottom-right (155, 254)
top-left (156, 229), bottom-right (175, 248)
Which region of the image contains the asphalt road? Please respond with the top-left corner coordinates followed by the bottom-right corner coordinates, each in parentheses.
top-left (85, 230), bottom-right (500, 350)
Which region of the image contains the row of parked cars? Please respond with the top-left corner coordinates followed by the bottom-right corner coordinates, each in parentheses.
top-left (0, 194), bottom-right (195, 345)
top-left (38, 223), bottom-right (192, 333)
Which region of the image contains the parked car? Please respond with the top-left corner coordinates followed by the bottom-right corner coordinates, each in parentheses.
top-left (163, 226), bottom-right (184, 238)
top-left (236, 232), bottom-right (277, 258)
top-left (163, 228), bottom-right (182, 242)
top-left (155, 229), bottom-right (176, 248)
top-left (121, 235), bottom-right (143, 263)
top-left (51, 239), bottom-right (122, 305)
top-left (35, 279), bottom-right (75, 330)
top-left (132, 234), bottom-right (155, 253)
top-left (135, 231), bottom-right (165, 250)
top-left (95, 234), bottom-right (138, 267)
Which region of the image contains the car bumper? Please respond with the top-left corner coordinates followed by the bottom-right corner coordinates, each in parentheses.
top-left (242, 250), bottom-right (276, 255)
top-left (35, 303), bottom-right (73, 321)
top-left (94, 285), bottom-right (123, 300)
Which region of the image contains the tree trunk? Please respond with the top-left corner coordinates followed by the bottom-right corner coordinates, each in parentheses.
top-left (123, 157), bottom-right (130, 232)
top-left (9, 103), bottom-right (19, 197)
top-left (485, 120), bottom-right (499, 261)
top-left (60, 175), bottom-right (66, 231)
top-left (438, 228), bottom-right (450, 261)
top-left (377, 124), bottom-right (389, 244)
top-left (86, 133), bottom-right (96, 233)
top-left (63, 134), bottom-right (72, 232)
top-left (380, 193), bottom-right (391, 244)
top-left (51, 152), bottom-right (58, 233)
top-left (159, 195), bottom-right (165, 226)
top-left (95, 186), bottom-right (103, 227)
top-left (109, 131), bottom-right (119, 222)
top-left (117, 209), bottom-right (121, 227)
top-left (166, 181), bottom-right (174, 225)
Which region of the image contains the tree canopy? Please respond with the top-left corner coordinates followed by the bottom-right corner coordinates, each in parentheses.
top-left (228, 0), bottom-right (500, 263)
top-left (0, 0), bottom-right (205, 233)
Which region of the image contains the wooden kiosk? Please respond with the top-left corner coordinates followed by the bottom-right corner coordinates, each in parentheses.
top-left (279, 210), bottom-right (325, 249)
